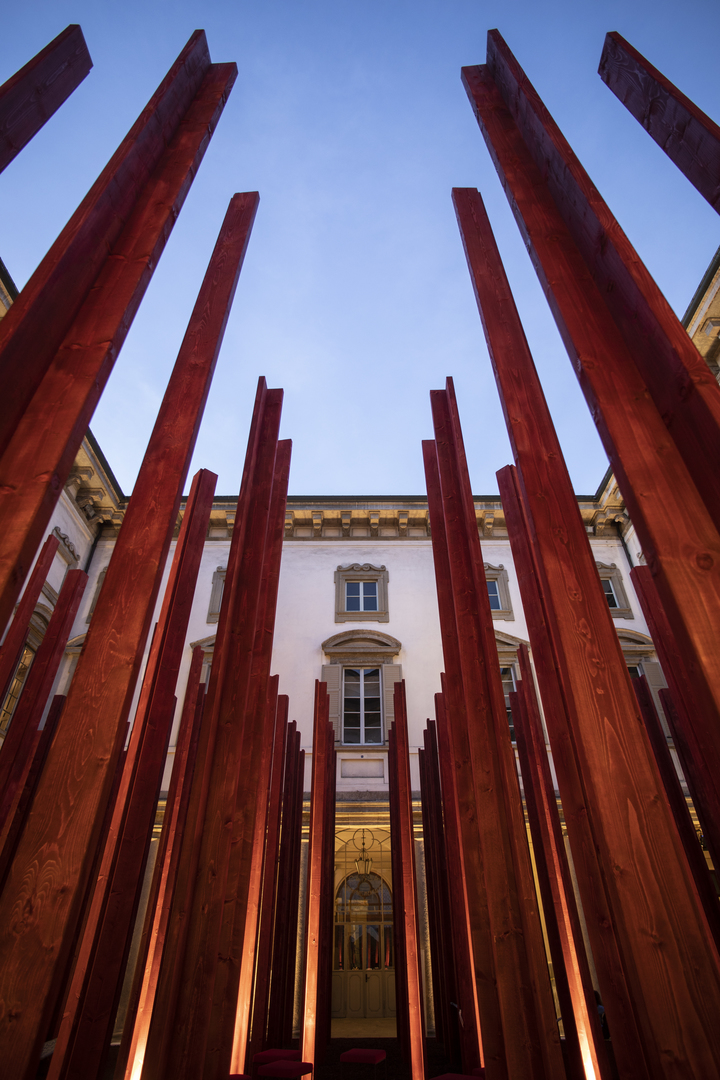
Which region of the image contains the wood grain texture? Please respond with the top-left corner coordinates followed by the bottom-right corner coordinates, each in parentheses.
top-left (426, 385), bottom-right (564, 1080)
top-left (389, 683), bottom-right (425, 1080)
top-left (266, 728), bottom-right (303, 1049)
top-left (301, 682), bottom-right (333, 1069)
top-left (451, 182), bottom-right (720, 1075)
top-left (460, 54), bottom-right (720, 754)
top-left (511, 654), bottom-right (610, 1080)
top-left (116, 649), bottom-right (206, 1080)
top-left (0, 533), bottom-right (59, 697)
top-left (0, 25), bottom-right (91, 174)
top-left (0, 30), bottom-right (209, 461)
top-left (214, 440), bottom-right (292, 1079)
top-left (47, 470), bottom-right (216, 1080)
top-left (0, 197), bottom-right (250, 1080)
top-left (630, 564), bottom-right (720, 870)
top-left (0, 568), bottom-right (87, 871)
top-left (483, 30), bottom-right (720, 529)
top-left (632, 675), bottom-right (720, 949)
top-left (0, 56), bottom-right (237, 634)
top-left (243, 702), bottom-right (290, 1069)
top-left (599, 31), bottom-right (720, 211)
top-left (140, 380), bottom-right (272, 1080)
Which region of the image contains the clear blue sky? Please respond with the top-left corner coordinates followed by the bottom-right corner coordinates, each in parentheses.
top-left (3, 1), bottom-right (719, 496)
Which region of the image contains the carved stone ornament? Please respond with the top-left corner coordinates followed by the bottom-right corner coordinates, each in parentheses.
top-left (53, 526), bottom-right (80, 561)
top-left (336, 563), bottom-right (387, 573)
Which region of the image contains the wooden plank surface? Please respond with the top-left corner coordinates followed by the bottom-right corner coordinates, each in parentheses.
top-left (0, 203), bottom-right (252, 1080)
top-left (390, 684), bottom-right (425, 1080)
top-left (450, 181), bottom-right (720, 1076)
top-left (482, 30), bottom-right (720, 529)
top-left (243, 700), bottom-right (290, 1068)
top-left (630, 564), bottom-right (720, 869)
top-left (47, 470), bottom-right (216, 1080)
top-left (428, 389), bottom-right (564, 1080)
top-left (0, 30), bottom-right (209, 461)
top-left (116, 649), bottom-right (206, 1080)
top-left (301, 682), bottom-right (332, 1069)
top-left (0, 25), bottom-right (92, 174)
top-left (461, 46), bottom-right (720, 745)
top-left (0, 54), bottom-right (237, 634)
top-left (599, 30), bottom-right (720, 211)
top-left (140, 380), bottom-right (272, 1080)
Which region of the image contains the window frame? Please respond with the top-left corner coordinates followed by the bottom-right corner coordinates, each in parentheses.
top-left (484, 563), bottom-right (513, 621)
top-left (334, 563), bottom-right (389, 623)
top-left (595, 561), bottom-right (633, 619)
top-left (342, 666), bottom-right (384, 746)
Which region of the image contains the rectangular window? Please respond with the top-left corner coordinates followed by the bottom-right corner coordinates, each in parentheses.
top-left (602, 579), bottom-right (618, 609)
top-left (345, 581), bottom-right (378, 612)
top-left (343, 667), bottom-right (383, 744)
top-left (487, 580), bottom-right (501, 611)
top-left (500, 666), bottom-right (516, 741)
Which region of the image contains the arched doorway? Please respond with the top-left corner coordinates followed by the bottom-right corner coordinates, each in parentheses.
top-left (332, 830), bottom-right (396, 1020)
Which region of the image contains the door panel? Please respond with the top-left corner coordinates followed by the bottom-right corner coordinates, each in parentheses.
top-left (332, 972), bottom-right (345, 1017)
top-left (347, 971), bottom-right (364, 1018)
top-left (366, 971), bottom-right (383, 1017)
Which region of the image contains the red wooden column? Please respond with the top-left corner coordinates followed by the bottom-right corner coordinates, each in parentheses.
top-left (432, 694), bottom-right (480, 1071)
top-left (117, 648), bottom-right (207, 1080)
top-left (0, 30), bottom-right (237, 632)
top-left (47, 468), bottom-right (216, 1080)
top-left (632, 676), bottom-right (720, 947)
top-left (510, 653), bottom-right (609, 1080)
top-left (389, 683), bottom-right (425, 1080)
top-left (630, 564), bottom-right (720, 867)
top-left (216, 440), bottom-right (292, 1076)
top-left (453, 181), bottom-right (720, 1077)
top-left (0, 193), bottom-right (257, 1080)
top-left (142, 384), bottom-right (286, 1080)
top-left (599, 31), bottom-right (720, 212)
top-left (0, 25), bottom-right (92, 174)
top-left (474, 31), bottom-right (720, 524)
top-left (418, 737), bottom-right (452, 1059)
top-left (460, 41), bottom-right (720, 769)
top-left (267, 726), bottom-right (304, 1049)
top-left (301, 681), bottom-right (333, 1070)
top-left (244, 700), bottom-right (290, 1066)
top-left (0, 533), bottom-right (59, 697)
top-left (0, 568), bottom-right (87, 863)
top-left (425, 390), bottom-right (563, 1080)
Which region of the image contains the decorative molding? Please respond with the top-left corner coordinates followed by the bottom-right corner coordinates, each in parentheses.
top-left (53, 527), bottom-right (80, 562)
top-left (484, 562), bottom-right (513, 621)
top-left (595, 561), bottom-right (633, 619)
top-left (334, 565), bottom-right (389, 623)
top-left (207, 566), bottom-right (227, 624)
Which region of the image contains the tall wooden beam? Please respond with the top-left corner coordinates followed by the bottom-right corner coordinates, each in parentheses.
top-left (510, 653), bottom-right (609, 1080)
top-left (217, 440), bottom-right (292, 1078)
top-left (425, 387), bottom-right (563, 1080)
top-left (244, 701), bottom-right (290, 1067)
top-left (0, 31), bottom-right (237, 632)
top-left (0, 533), bottom-right (59, 698)
top-left (266, 726), bottom-right (304, 1050)
top-left (301, 681), bottom-right (333, 1070)
top-left (116, 649), bottom-right (206, 1080)
top-left (0, 25), bottom-right (92, 174)
top-left (453, 180), bottom-right (720, 1077)
top-left (389, 683), bottom-right (425, 1080)
top-left (599, 31), bottom-right (720, 212)
top-left (0, 568), bottom-right (87, 870)
top-left (630, 564), bottom-right (720, 868)
top-left (0, 192), bottom-right (257, 1080)
top-left (632, 675), bottom-right (720, 949)
top-left (142, 383), bottom-right (285, 1080)
top-left (47, 468), bottom-right (216, 1080)
top-left (470, 31), bottom-right (720, 529)
top-left (459, 40), bottom-right (720, 897)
